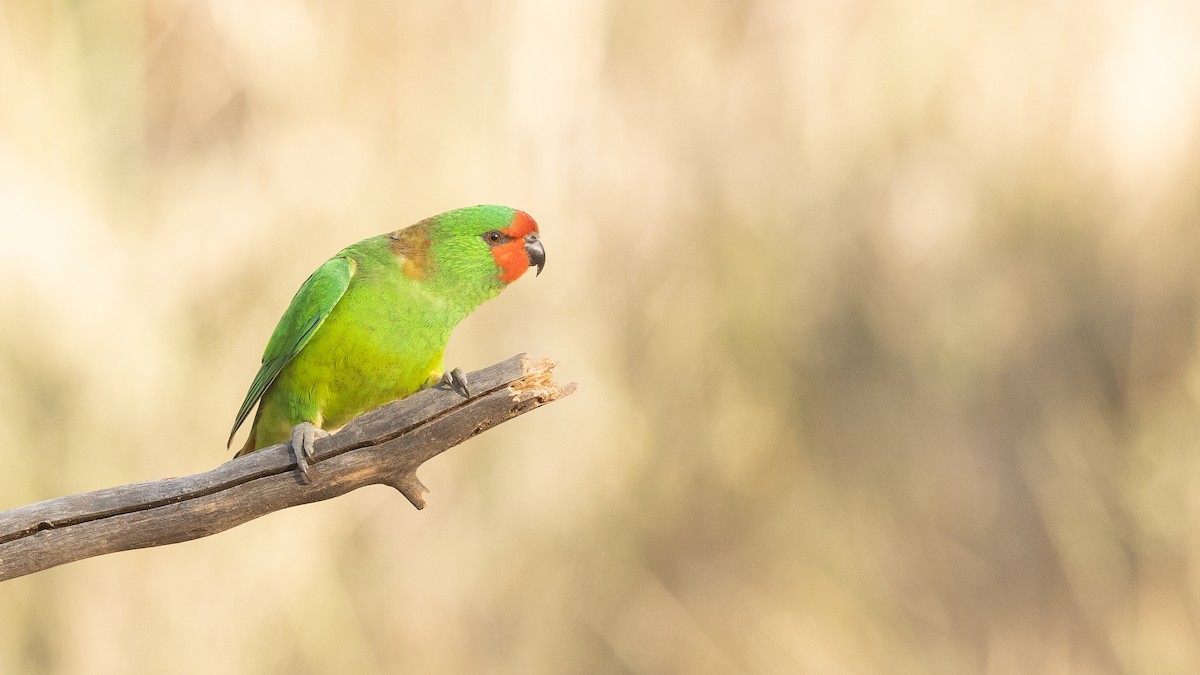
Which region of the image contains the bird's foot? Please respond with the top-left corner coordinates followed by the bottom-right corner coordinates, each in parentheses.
top-left (290, 422), bottom-right (329, 484)
top-left (439, 367), bottom-right (471, 398)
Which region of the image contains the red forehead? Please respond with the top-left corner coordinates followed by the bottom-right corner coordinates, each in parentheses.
top-left (500, 210), bottom-right (538, 238)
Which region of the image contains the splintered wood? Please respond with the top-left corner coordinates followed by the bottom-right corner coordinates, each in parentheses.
top-left (511, 356), bottom-right (577, 403)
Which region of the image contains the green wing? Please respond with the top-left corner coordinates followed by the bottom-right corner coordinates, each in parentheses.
top-left (227, 255), bottom-right (357, 447)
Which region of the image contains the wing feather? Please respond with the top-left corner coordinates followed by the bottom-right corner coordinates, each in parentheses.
top-left (226, 255), bottom-right (357, 447)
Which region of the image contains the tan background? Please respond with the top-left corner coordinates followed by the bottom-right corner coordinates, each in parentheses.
top-left (2, 0), bottom-right (1200, 672)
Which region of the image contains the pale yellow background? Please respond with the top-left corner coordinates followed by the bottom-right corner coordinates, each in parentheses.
top-left (2, 1), bottom-right (1199, 673)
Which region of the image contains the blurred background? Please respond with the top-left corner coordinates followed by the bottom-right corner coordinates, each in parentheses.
top-left (1, 0), bottom-right (1199, 672)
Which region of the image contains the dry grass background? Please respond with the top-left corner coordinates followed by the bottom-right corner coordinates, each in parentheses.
top-left (2, 0), bottom-right (1200, 672)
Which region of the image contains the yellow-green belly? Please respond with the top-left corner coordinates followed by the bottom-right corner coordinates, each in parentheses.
top-left (249, 285), bottom-right (450, 450)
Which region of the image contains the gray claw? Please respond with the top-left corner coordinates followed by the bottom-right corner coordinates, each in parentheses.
top-left (440, 367), bottom-right (471, 398)
top-left (290, 422), bottom-right (330, 484)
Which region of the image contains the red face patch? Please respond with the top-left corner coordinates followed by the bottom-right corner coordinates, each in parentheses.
top-left (492, 210), bottom-right (539, 283)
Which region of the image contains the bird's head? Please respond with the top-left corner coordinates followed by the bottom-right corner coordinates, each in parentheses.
top-left (391, 205), bottom-right (545, 303)
top-left (482, 209), bottom-right (545, 283)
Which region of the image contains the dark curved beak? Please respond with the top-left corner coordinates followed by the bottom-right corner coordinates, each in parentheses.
top-left (525, 233), bottom-right (545, 276)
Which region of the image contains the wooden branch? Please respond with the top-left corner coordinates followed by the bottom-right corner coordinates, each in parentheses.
top-left (0, 354), bottom-right (575, 582)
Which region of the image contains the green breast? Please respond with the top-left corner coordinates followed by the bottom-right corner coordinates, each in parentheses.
top-left (250, 249), bottom-right (461, 449)
top-left (301, 296), bottom-right (447, 422)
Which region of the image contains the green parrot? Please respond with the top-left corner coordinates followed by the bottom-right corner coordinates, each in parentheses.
top-left (227, 204), bottom-right (545, 480)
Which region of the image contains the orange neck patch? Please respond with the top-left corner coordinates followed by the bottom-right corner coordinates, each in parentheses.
top-left (493, 211), bottom-right (539, 283)
top-left (390, 222), bottom-right (433, 280)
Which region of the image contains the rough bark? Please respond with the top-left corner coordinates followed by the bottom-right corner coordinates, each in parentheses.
top-left (0, 354), bottom-right (574, 582)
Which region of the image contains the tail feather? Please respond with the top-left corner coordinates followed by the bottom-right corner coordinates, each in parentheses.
top-left (233, 430), bottom-right (257, 458)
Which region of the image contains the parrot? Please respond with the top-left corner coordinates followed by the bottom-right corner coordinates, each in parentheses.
top-left (226, 204), bottom-right (545, 481)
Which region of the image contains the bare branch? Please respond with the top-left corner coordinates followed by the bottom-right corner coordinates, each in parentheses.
top-left (0, 354), bottom-right (575, 582)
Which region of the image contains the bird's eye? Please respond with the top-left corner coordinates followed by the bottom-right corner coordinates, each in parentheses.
top-left (484, 231), bottom-right (504, 245)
